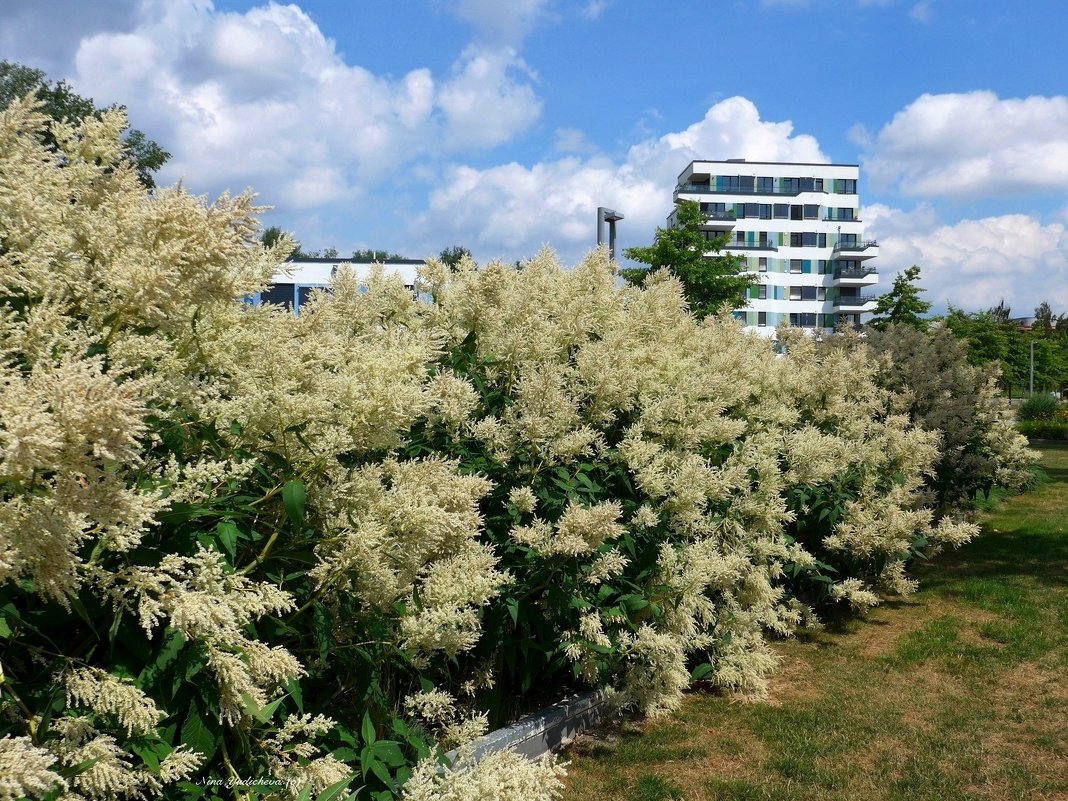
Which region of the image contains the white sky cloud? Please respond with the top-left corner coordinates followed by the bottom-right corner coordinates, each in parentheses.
top-left (409, 97), bottom-right (830, 260)
top-left (57, 1), bottom-right (543, 219)
top-left (860, 91), bottom-right (1068, 197)
top-left (865, 203), bottom-right (1068, 315)
top-left (444, 0), bottom-right (550, 45)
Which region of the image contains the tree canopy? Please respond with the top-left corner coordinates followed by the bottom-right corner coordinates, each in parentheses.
top-left (867, 264), bottom-right (932, 330)
top-left (621, 200), bottom-right (755, 319)
top-left (439, 245), bottom-right (472, 270)
top-left (351, 248), bottom-right (408, 262)
top-left (0, 60), bottom-right (170, 189)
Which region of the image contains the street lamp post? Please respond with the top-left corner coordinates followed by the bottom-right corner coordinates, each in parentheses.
top-left (597, 207), bottom-right (624, 264)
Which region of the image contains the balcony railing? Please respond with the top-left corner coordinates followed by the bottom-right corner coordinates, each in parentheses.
top-left (833, 240), bottom-right (878, 253)
top-left (833, 294), bottom-right (878, 307)
top-left (675, 183), bottom-right (828, 197)
top-left (724, 241), bottom-right (778, 251)
top-left (834, 265), bottom-right (878, 279)
top-left (704, 210), bottom-right (737, 222)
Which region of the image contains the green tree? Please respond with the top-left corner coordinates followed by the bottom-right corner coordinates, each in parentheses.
top-left (867, 264), bottom-right (932, 330)
top-left (0, 60), bottom-right (170, 188)
top-left (621, 200), bottom-right (755, 319)
top-left (439, 245), bottom-right (472, 270)
top-left (351, 248), bottom-right (407, 262)
top-left (1033, 301), bottom-right (1056, 336)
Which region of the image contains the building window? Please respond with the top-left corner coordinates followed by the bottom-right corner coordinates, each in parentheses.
top-left (720, 175), bottom-right (755, 192)
top-left (801, 286), bottom-right (817, 301)
top-left (818, 233), bottom-right (827, 248)
top-left (757, 176), bottom-right (774, 193)
top-left (758, 284), bottom-right (767, 300)
top-left (759, 257), bottom-right (768, 272)
top-left (814, 178), bottom-right (824, 191)
top-left (836, 178), bottom-right (857, 194)
top-left (782, 177), bottom-right (799, 193)
top-left (802, 232), bottom-right (818, 247)
top-left (804, 204), bottom-right (819, 220)
top-left (817, 286), bottom-right (826, 301)
top-left (790, 286), bottom-right (802, 301)
top-left (758, 311), bottom-right (767, 326)
top-left (774, 203), bottom-right (789, 219)
top-left (791, 205), bottom-right (803, 221)
top-left (790, 259), bottom-right (802, 273)
top-left (799, 177), bottom-right (815, 192)
top-left (261, 283), bottom-right (296, 311)
top-left (790, 232), bottom-right (803, 247)
top-left (838, 207), bottom-right (855, 221)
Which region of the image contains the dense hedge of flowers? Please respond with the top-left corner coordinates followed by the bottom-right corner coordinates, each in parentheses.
top-left (0, 98), bottom-right (1035, 801)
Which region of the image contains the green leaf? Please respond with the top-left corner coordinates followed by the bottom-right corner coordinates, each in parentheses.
top-left (138, 627), bottom-right (186, 691)
top-left (215, 521), bottom-right (239, 560)
top-left (181, 703), bottom-right (218, 763)
top-left (315, 776), bottom-right (356, 801)
top-left (690, 663), bottom-right (713, 681)
top-left (506, 598), bottom-right (520, 625)
top-left (361, 711), bottom-right (377, 746)
top-left (372, 740), bottom-right (406, 767)
top-left (241, 691), bottom-right (284, 724)
top-left (283, 479), bottom-right (307, 528)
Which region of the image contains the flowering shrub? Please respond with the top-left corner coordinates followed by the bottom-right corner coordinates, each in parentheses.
top-left (846, 325), bottom-right (1036, 512)
top-left (0, 96), bottom-right (1035, 801)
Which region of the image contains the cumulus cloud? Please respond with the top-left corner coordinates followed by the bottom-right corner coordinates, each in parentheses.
top-left (437, 47), bottom-right (541, 149)
top-left (408, 97), bottom-right (830, 261)
top-left (444, 0), bottom-right (550, 45)
top-left (865, 203), bottom-right (1068, 314)
top-left (0, 0), bottom-right (142, 76)
top-left (860, 91), bottom-right (1068, 197)
top-left (42, 0), bottom-right (543, 228)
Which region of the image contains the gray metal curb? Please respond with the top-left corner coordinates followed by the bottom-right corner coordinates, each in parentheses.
top-left (446, 690), bottom-right (612, 764)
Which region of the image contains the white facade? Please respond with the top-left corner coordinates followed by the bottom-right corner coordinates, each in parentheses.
top-left (251, 258), bottom-right (425, 313)
top-left (673, 159), bottom-right (879, 336)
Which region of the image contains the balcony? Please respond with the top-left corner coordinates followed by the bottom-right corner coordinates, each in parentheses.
top-left (833, 239), bottom-right (878, 253)
top-left (699, 211), bottom-right (737, 232)
top-left (674, 183), bottom-right (828, 199)
top-left (724, 241), bottom-right (778, 251)
top-left (834, 265), bottom-right (879, 284)
top-left (834, 294), bottom-right (878, 309)
top-left (832, 240), bottom-right (878, 260)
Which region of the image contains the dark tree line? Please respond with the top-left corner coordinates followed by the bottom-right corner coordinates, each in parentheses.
top-left (0, 60), bottom-right (169, 188)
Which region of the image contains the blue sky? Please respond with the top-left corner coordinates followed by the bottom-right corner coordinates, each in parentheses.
top-left (2, 0), bottom-right (1067, 315)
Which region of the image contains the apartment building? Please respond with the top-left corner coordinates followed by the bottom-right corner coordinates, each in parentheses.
top-left (672, 159), bottom-right (878, 335)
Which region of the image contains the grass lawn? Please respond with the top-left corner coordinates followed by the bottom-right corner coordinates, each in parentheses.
top-left (561, 444), bottom-right (1068, 801)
